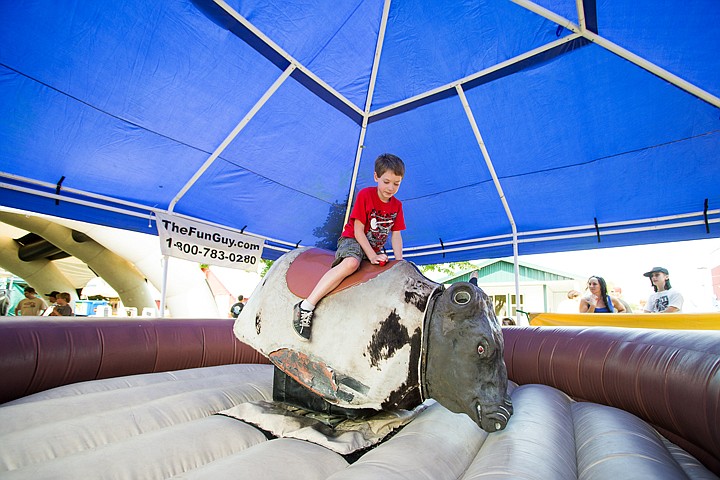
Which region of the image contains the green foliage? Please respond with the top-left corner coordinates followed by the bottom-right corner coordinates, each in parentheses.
top-left (418, 261), bottom-right (476, 277)
top-left (260, 259), bottom-right (274, 277)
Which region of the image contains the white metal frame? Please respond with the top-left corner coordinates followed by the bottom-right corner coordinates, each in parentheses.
top-left (2, 0), bottom-right (718, 271)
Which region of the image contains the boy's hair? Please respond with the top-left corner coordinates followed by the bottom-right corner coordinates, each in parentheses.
top-left (375, 153), bottom-right (405, 178)
top-left (650, 279), bottom-right (672, 293)
top-left (58, 292), bottom-right (71, 302)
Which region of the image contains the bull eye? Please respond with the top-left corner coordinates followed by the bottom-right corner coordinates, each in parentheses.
top-left (477, 344), bottom-right (485, 356)
top-left (453, 290), bottom-right (472, 305)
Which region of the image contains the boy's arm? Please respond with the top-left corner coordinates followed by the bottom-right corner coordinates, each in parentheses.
top-left (353, 220), bottom-right (385, 264)
top-left (391, 230), bottom-right (403, 260)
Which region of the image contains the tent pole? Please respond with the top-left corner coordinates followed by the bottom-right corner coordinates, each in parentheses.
top-left (370, 35), bottom-right (578, 119)
top-left (455, 85), bottom-right (523, 324)
top-left (344, 0), bottom-right (392, 227)
top-left (345, 123), bottom-right (368, 227)
top-left (212, 0), bottom-right (363, 117)
top-left (575, 0), bottom-right (586, 31)
top-left (168, 65), bottom-right (296, 213)
top-left (401, 215), bottom-right (720, 259)
top-left (512, 231), bottom-right (521, 325)
top-left (4, 176), bottom-right (716, 264)
top-left (512, 0), bottom-right (720, 108)
top-left (159, 255), bottom-right (169, 318)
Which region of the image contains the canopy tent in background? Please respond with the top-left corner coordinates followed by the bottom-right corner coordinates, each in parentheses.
top-left (1, 0), bottom-right (719, 266)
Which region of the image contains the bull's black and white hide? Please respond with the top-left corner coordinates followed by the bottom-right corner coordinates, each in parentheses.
top-left (233, 247), bottom-right (512, 434)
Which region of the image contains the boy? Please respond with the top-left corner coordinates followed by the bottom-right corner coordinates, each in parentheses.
top-left (293, 153), bottom-right (406, 340)
top-left (642, 267), bottom-right (683, 313)
top-left (49, 292), bottom-right (74, 316)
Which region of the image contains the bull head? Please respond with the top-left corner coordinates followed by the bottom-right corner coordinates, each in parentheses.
top-left (422, 282), bottom-right (513, 432)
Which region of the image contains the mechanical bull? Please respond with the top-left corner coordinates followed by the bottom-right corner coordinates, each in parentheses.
top-left (233, 247), bottom-right (513, 432)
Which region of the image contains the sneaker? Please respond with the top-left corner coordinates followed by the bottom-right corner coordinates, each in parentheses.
top-left (293, 302), bottom-right (313, 341)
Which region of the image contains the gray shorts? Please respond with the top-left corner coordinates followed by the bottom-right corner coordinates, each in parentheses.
top-left (332, 236), bottom-right (365, 267)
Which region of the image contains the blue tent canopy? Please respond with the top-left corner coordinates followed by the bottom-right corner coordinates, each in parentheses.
top-left (1, 0), bottom-right (719, 264)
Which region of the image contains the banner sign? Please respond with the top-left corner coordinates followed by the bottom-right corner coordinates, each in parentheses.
top-left (155, 212), bottom-right (264, 271)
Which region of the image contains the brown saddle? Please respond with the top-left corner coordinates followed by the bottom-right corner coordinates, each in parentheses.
top-left (286, 248), bottom-right (398, 299)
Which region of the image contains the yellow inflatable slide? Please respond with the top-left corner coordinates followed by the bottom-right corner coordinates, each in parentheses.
top-left (530, 312), bottom-right (720, 330)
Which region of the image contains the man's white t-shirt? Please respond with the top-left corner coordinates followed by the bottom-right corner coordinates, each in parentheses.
top-left (16, 297), bottom-right (48, 316)
top-left (644, 289), bottom-right (683, 313)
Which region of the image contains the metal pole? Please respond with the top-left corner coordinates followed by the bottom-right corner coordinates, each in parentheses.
top-left (159, 255), bottom-right (169, 317)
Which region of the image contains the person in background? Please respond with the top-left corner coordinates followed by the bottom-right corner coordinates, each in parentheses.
top-left (230, 295), bottom-right (244, 318)
top-left (468, 271), bottom-right (486, 294)
top-left (557, 290), bottom-right (581, 313)
top-left (0, 289), bottom-right (9, 316)
top-left (43, 290), bottom-right (60, 316)
top-left (610, 286), bottom-right (633, 313)
top-left (579, 276), bottom-right (626, 313)
top-left (49, 292), bottom-right (74, 316)
top-left (45, 291), bottom-right (59, 305)
top-left (501, 317), bottom-right (516, 326)
top-left (642, 267), bottom-right (683, 313)
top-left (14, 286), bottom-right (48, 316)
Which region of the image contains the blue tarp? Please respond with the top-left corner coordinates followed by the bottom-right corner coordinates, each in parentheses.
top-left (1, 0), bottom-right (719, 264)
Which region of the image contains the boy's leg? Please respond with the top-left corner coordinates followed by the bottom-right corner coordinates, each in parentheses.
top-left (307, 257), bottom-right (361, 305)
top-left (293, 239), bottom-right (363, 340)
top-left (293, 257), bottom-right (360, 340)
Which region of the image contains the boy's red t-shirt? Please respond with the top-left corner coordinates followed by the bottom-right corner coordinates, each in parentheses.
top-left (341, 186), bottom-right (405, 253)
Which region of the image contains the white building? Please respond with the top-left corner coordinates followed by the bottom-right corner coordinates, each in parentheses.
top-left (439, 258), bottom-right (586, 319)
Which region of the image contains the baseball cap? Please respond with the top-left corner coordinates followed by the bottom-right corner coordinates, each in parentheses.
top-left (45, 290), bottom-right (60, 297)
top-left (24, 286), bottom-right (36, 293)
top-left (643, 267), bottom-right (669, 277)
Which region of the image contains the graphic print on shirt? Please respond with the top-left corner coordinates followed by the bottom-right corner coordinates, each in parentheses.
top-left (654, 294), bottom-right (669, 312)
top-left (366, 209), bottom-right (397, 252)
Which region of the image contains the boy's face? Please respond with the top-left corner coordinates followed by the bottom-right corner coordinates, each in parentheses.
top-left (374, 170), bottom-right (403, 202)
top-left (650, 272), bottom-right (668, 291)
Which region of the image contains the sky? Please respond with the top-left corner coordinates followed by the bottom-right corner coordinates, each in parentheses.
top-left (519, 238), bottom-right (720, 312)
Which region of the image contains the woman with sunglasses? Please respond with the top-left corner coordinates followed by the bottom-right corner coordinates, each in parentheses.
top-left (580, 275), bottom-right (627, 313)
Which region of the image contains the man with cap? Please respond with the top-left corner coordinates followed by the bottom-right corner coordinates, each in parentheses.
top-left (14, 286), bottom-right (48, 316)
top-left (642, 267), bottom-right (683, 313)
top-left (43, 291), bottom-right (60, 316)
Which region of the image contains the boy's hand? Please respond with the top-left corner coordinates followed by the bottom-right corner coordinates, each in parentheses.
top-left (371, 253), bottom-right (388, 265)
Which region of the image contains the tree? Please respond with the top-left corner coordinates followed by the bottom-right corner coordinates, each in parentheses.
top-left (260, 259), bottom-right (274, 277)
top-left (418, 261), bottom-right (476, 277)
